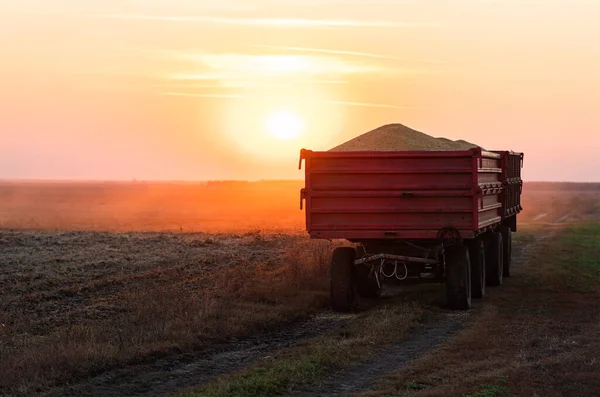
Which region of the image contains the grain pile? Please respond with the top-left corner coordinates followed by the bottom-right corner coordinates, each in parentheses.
top-left (328, 123), bottom-right (481, 151)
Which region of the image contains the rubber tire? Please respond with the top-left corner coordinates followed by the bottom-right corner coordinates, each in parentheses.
top-left (444, 245), bottom-right (472, 310)
top-left (330, 247), bottom-right (358, 312)
top-left (486, 232), bottom-right (504, 287)
top-left (467, 238), bottom-right (486, 299)
top-left (500, 226), bottom-right (512, 277)
top-left (356, 265), bottom-right (381, 299)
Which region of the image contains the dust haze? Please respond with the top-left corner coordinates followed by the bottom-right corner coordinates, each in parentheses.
top-left (1, 181), bottom-right (599, 233)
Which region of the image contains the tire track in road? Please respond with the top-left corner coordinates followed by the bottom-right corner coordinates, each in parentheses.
top-left (42, 313), bottom-right (355, 397)
top-left (285, 228), bottom-right (550, 397)
top-left (286, 312), bottom-right (467, 397)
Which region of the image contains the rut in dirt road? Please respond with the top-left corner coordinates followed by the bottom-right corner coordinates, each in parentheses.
top-left (41, 313), bottom-right (354, 397)
top-left (286, 312), bottom-right (466, 397)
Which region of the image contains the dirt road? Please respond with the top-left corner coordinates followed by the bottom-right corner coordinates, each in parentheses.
top-left (281, 228), bottom-right (551, 397)
top-left (41, 313), bottom-right (353, 397)
top-left (287, 312), bottom-right (467, 397)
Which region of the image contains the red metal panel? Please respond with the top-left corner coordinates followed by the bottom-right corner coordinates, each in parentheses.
top-left (309, 230), bottom-right (477, 240)
top-left (477, 151), bottom-right (503, 230)
top-left (300, 147), bottom-right (522, 241)
top-left (310, 173), bottom-right (474, 191)
top-left (311, 213), bottom-right (474, 230)
top-left (491, 151), bottom-right (524, 218)
top-left (311, 196), bottom-right (473, 212)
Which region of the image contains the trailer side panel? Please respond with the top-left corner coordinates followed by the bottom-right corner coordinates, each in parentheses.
top-left (300, 148), bottom-right (521, 240)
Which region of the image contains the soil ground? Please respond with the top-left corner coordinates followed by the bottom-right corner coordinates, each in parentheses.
top-left (0, 181), bottom-right (598, 397)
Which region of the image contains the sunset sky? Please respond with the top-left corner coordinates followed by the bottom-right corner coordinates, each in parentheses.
top-left (1, 0), bottom-right (598, 182)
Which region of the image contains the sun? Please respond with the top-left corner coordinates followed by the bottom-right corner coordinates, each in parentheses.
top-left (264, 110), bottom-right (305, 141)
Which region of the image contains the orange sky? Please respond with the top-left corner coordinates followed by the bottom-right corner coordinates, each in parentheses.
top-left (1, 0), bottom-right (599, 182)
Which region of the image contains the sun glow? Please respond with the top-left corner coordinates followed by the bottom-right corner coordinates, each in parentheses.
top-left (264, 110), bottom-right (305, 141)
top-left (218, 86), bottom-right (342, 161)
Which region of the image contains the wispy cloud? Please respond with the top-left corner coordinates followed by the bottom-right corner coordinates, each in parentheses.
top-left (169, 73), bottom-right (245, 81)
top-left (125, 0), bottom-right (259, 12)
top-left (480, 0), bottom-right (596, 3)
top-left (167, 53), bottom-right (384, 85)
top-left (317, 100), bottom-right (409, 109)
top-left (87, 13), bottom-right (434, 28)
top-left (253, 45), bottom-right (445, 64)
top-left (161, 78), bottom-right (347, 89)
top-left (184, 53), bottom-right (380, 76)
top-left (162, 92), bottom-right (244, 99)
top-left (162, 92), bottom-right (411, 109)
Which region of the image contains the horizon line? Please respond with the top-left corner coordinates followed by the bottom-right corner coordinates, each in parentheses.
top-left (1, 178), bottom-right (598, 184)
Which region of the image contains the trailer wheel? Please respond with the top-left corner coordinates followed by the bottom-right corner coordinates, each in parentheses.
top-left (356, 265), bottom-right (381, 299)
top-left (444, 245), bottom-right (472, 310)
top-left (467, 238), bottom-right (486, 299)
top-left (500, 226), bottom-right (512, 277)
top-left (330, 247), bottom-right (358, 312)
top-left (486, 232), bottom-right (504, 286)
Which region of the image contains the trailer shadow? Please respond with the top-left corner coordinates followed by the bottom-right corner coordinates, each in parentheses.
top-left (39, 312), bottom-right (357, 397)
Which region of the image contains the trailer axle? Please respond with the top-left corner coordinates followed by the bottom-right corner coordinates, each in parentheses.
top-left (354, 253), bottom-right (438, 266)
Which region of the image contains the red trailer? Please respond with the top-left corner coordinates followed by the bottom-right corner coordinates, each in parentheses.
top-left (298, 147), bottom-right (524, 311)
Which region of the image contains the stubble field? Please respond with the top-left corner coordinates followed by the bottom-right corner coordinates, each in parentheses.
top-left (0, 181), bottom-right (598, 397)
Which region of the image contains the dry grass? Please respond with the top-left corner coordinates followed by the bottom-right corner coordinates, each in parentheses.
top-left (0, 231), bottom-right (335, 395)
